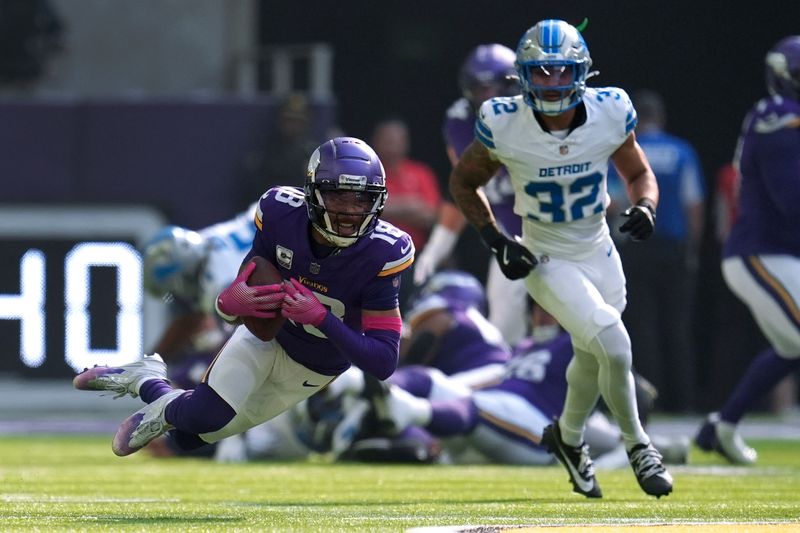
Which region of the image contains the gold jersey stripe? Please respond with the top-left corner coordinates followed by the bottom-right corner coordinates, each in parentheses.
top-left (378, 256), bottom-right (414, 277)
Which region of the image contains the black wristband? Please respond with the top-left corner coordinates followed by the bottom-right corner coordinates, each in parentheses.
top-left (478, 224), bottom-right (504, 248)
top-left (635, 198), bottom-right (656, 217)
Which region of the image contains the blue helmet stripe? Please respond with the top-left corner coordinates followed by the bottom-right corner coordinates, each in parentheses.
top-left (541, 19), bottom-right (560, 52)
top-left (474, 121), bottom-right (495, 149)
top-left (541, 22), bottom-right (551, 51)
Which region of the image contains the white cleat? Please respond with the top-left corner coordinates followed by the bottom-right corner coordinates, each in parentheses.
top-left (112, 389), bottom-right (183, 456)
top-left (73, 353), bottom-right (168, 399)
top-left (715, 420), bottom-right (758, 465)
top-left (695, 412), bottom-right (758, 465)
top-left (363, 376), bottom-right (431, 434)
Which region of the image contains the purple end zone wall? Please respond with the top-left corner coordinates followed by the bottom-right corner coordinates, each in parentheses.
top-left (0, 97), bottom-right (336, 228)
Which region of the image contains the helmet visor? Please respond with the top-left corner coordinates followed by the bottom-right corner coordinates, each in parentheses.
top-left (527, 63), bottom-right (576, 88)
top-left (319, 190), bottom-right (381, 238)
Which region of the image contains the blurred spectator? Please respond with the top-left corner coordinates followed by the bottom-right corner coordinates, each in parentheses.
top-left (371, 118), bottom-right (441, 312)
top-left (713, 162), bottom-right (739, 243)
top-left (0, 0), bottom-right (64, 91)
top-left (372, 118), bottom-right (441, 252)
top-left (240, 93), bottom-right (321, 203)
top-left (413, 43), bottom-right (527, 344)
top-left (609, 89), bottom-right (706, 412)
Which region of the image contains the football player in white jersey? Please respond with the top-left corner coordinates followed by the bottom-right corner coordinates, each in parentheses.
top-left (449, 19), bottom-right (672, 498)
top-left (142, 202), bottom-right (258, 360)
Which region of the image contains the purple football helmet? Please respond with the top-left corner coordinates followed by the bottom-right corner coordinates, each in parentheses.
top-left (459, 43), bottom-right (518, 108)
top-left (766, 36), bottom-right (800, 101)
top-left (419, 270), bottom-right (487, 315)
top-left (305, 137), bottom-right (388, 247)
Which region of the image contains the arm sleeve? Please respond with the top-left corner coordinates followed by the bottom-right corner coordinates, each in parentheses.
top-left (316, 313), bottom-right (400, 380)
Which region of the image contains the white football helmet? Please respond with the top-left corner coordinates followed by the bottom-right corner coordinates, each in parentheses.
top-left (142, 226), bottom-right (209, 305)
top-left (515, 19), bottom-right (593, 115)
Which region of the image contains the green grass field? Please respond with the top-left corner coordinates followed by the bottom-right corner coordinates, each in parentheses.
top-left (1, 435), bottom-right (799, 532)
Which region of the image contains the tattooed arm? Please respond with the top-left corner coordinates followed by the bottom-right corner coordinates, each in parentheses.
top-left (448, 139), bottom-right (503, 232)
top-left (449, 139), bottom-right (537, 280)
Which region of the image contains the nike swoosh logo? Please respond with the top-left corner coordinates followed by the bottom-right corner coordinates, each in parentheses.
top-left (401, 241), bottom-right (412, 254)
top-left (502, 247), bottom-right (510, 266)
top-left (559, 450), bottom-right (595, 493)
top-left (302, 380), bottom-right (320, 387)
top-left (607, 246), bottom-right (613, 257)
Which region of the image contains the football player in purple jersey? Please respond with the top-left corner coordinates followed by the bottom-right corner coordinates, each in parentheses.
top-left (74, 137), bottom-right (414, 457)
top-left (401, 271), bottom-right (510, 386)
top-left (695, 36), bottom-right (800, 465)
top-left (316, 271), bottom-right (509, 412)
top-left (413, 44), bottom-right (530, 345)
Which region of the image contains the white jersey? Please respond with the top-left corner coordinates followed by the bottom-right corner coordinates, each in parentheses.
top-left (195, 202), bottom-right (258, 315)
top-left (475, 87), bottom-right (637, 259)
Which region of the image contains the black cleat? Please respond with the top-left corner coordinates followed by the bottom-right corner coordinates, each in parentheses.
top-left (627, 442), bottom-right (674, 498)
top-left (541, 419), bottom-right (602, 498)
top-left (361, 374), bottom-right (397, 435)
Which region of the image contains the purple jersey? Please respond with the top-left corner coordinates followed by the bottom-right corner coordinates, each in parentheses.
top-left (724, 96), bottom-right (800, 257)
top-left (443, 98), bottom-right (522, 236)
top-left (485, 333), bottom-right (572, 420)
top-left (406, 292), bottom-right (510, 374)
top-left (251, 187), bottom-right (414, 375)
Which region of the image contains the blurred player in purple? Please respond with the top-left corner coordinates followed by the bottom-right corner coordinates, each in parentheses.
top-left (413, 44), bottom-right (530, 344)
top-left (695, 36), bottom-right (800, 465)
top-left (401, 271), bottom-right (510, 388)
top-left (359, 280), bottom-right (624, 465)
top-left (74, 137), bottom-right (414, 457)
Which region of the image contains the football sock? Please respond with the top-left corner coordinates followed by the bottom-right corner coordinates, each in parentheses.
top-left (719, 348), bottom-right (800, 424)
top-left (590, 324), bottom-right (648, 450)
top-left (165, 383), bottom-right (236, 435)
top-left (168, 429), bottom-right (211, 452)
top-left (560, 346), bottom-right (600, 446)
top-left (139, 379), bottom-right (175, 404)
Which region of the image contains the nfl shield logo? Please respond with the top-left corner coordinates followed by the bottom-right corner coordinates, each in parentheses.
top-left (559, 144), bottom-right (569, 155)
top-left (310, 262), bottom-right (321, 274)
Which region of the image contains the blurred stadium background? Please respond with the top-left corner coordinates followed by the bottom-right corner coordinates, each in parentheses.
top-left (1, 0), bottom-right (798, 427)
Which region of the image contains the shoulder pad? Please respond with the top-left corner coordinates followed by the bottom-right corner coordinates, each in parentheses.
top-left (445, 98), bottom-right (472, 120)
top-left (588, 87), bottom-right (637, 136)
top-left (369, 220), bottom-right (415, 277)
top-left (256, 186), bottom-right (305, 231)
top-left (752, 96), bottom-right (800, 134)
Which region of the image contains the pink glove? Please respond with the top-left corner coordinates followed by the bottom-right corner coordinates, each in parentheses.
top-left (216, 262), bottom-right (285, 319)
top-left (282, 277), bottom-right (328, 326)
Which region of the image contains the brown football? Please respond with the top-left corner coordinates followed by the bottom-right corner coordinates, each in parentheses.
top-left (241, 256), bottom-right (286, 341)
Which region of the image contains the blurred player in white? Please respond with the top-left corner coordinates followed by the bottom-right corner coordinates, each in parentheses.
top-left (413, 44), bottom-right (529, 344)
top-left (138, 203), bottom-right (288, 461)
top-left (142, 203), bottom-right (258, 362)
top-left (448, 19), bottom-right (672, 498)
